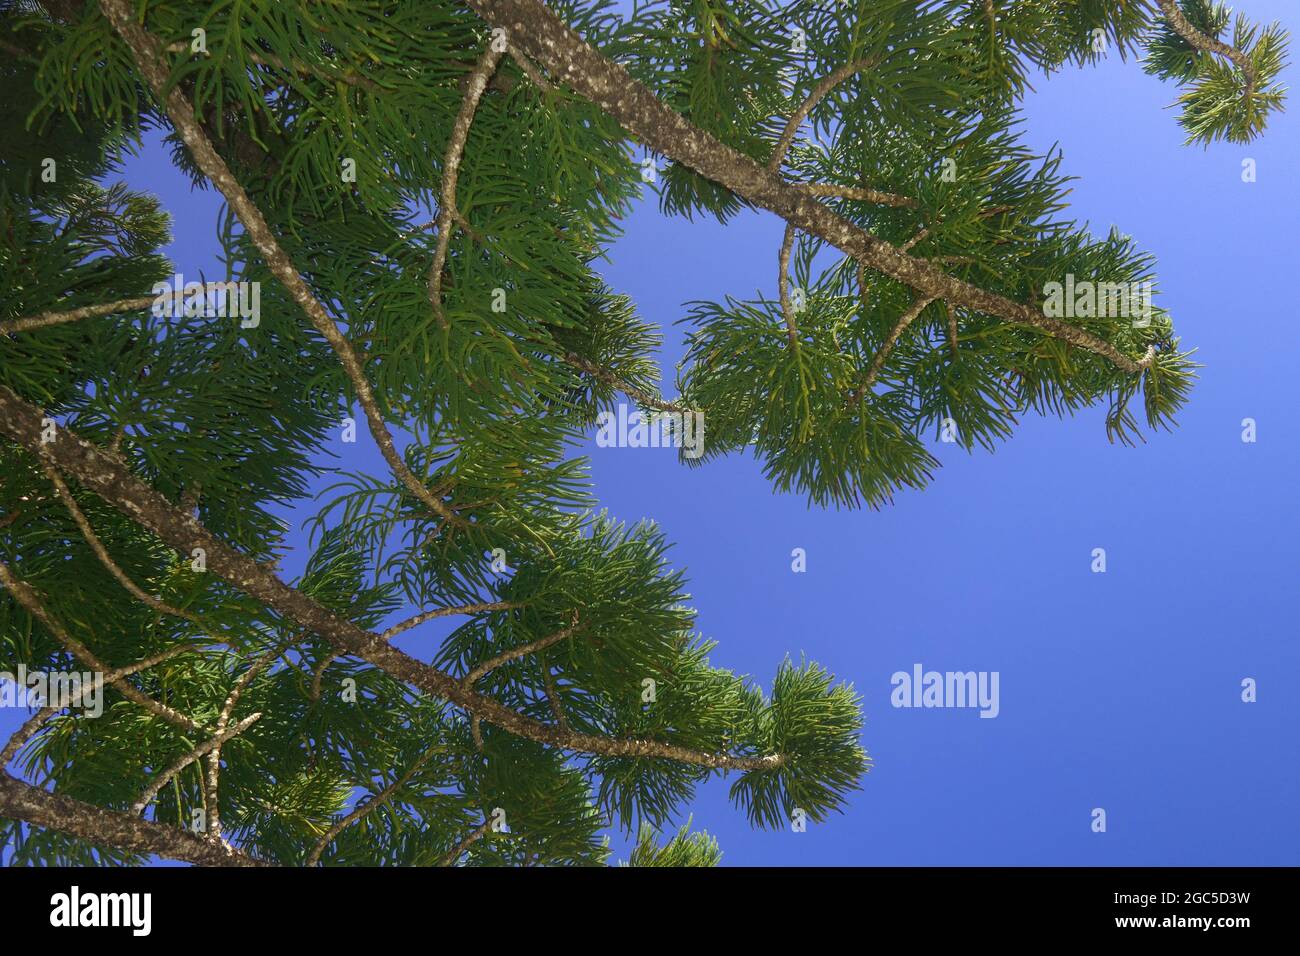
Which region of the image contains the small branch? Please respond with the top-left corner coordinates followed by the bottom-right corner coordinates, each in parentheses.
top-left (205, 645), bottom-right (282, 841)
top-left (98, 0), bottom-right (466, 532)
top-left (539, 654), bottom-right (568, 732)
top-left (380, 601), bottom-right (523, 642)
top-left (0, 644), bottom-right (193, 769)
top-left (305, 747), bottom-right (437, 866)
top-left (0, 296), bottom-right (157, 338)
top-left (1155, 0), bottom-right (1257, 97)
top-left (428, 42), bottom-right (506, 330)
top-left (777, 223), bottom-right (800, 349)
top-left (436, 819), bottom-right (492, 867)
top-left (768, 59), bottom-right (878, 173)
top-left (37, 454), bottom-right (212, 634)
top-left (561, 352), bottom-right (692, 415)
top-left (851, 296), bottom-right (936, 403)
top-left (0, 560), bottom-right (201, 733)
top-left (462, 620), bottom-right (581, 687)
top-left (944, 303), bottom-right (959, 358)
top-left (130, 713), bottom-right (261, 816)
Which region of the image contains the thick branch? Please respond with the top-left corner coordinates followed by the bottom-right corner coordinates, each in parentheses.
top-left (0, 773), bottom-right (269, 867)
top-left (464, 0), bottom-right (1152, 374)
top-left (1155, 0), bottom-right (1257, 96)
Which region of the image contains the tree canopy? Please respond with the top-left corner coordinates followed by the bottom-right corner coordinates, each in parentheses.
top-left (0, 0), bottom-right (1286, 866)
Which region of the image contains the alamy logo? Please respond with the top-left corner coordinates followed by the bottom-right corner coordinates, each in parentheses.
top-left (49, 886), bottom-right (151, 936)
top-left (890, 664), bottom-right (1000, 718)
top-left (595, 403), bottom-right (704, 459)
top-left (0, 664), bottom-right (103, 718)
top-left (1042, 274), bottom-right (1152, 327)
top-left (151, 273), bottom-right (261, 328)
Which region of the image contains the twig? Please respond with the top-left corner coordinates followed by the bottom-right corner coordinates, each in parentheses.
top-left (851, 296), bottom-right (936, 403)
top-left (305, 747), bottom-right (438, 866)
top-left (131, 713), bottom-right (261, 815)
top-left (428, 42), bottom-right (506, 329)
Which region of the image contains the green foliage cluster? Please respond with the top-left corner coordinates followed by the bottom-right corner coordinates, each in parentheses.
top-left (0, 0), bottom-right (1285, 865)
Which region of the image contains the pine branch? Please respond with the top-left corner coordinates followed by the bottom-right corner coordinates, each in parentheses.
top-left (768, 59), bottom-right (878, 173)
top-left (461, 618), bottom-right (582, 686)
top-left (464, 0), bottom-right (1154, 374)
top-left (0, 295), bottom-right (157, 337)
top-left (777, 223), bottom-right (800, 349)
top-left (380, 601), bottom-right (524, 642)
top-left (0, 386), bottom-right (786, 773)
top-left (304, 747), bottom-right (438, 867)
top-left (204, 645), bottom-right (282, 841)
top-left (131, 713), bottom-right (261, 816)
top-left (0, 773), bottom-right (270, 867)
top-left (0, 559), bottom-right (201, 734)
top-left (96, 0), bottom-right (467, 531)
top-left (428, 42), bottom-right (506, 330)
top-left (1154, 0), bottom-right (1257, 96)
top-left (561, 352), bottom-right (692, 414)
top-left (436, 818), bottom-right (492, 867)
top-left (0, 644), bottom-right (194, 769)
top-left (851, 296), bottom-right (936, 403)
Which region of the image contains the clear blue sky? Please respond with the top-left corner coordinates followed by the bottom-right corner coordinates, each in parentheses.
top-left (4, 2), bottom-right (1297, 866)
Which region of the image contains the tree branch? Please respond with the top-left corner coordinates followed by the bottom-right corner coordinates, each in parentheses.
top-left (96, 0), bottom-right (466, 531)
top-left (380, 601), bottom-right (523, 642)
top-left (304, 747), bottom-right (437, 866)
top-left (428, 42), bottom-right (506, 330)
top-left (464, 0), bottom-right (1153, 374)
top-left (461, 619), bottom-right (581, 687)
top-left (777, 223), bottom-right (800, 349)
top-left (0, 644), bottom-right (194, 769)
top-left (436, 818), bottom-right (491, 867)
top-left (131, 713), bottom-right (261, 816)
top-left (1154, 0), bottom-right (1257, 97)
top-left (0, 386), bottom-right (785, 773)
top-left (0, 773), bottom-right (269, 867)
top-left (0, 559), bottom-right (201, 733)
top-left (851, 296), bottom-right (936, 403)
top-left (768, 59), bottom-right (878, 173)
top-left (0, 296), bottom-right (157, 338)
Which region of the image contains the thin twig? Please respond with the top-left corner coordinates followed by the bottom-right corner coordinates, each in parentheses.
top-left (131, 713), bottom-right (261, 815)
top-left (769, 59), bottom-right (878, 173)
top-left (462, 621), bottom-right (581, 687)
top-left (305, 747), bottom-right (438, 866)
top-left (778, 223), bottom-right (800, 349)
top-left (851, 296), bottom-right (936, 403)
top-left (380, 601), bottom-right (523, 642)
top-left (436, 819), bottom-right (492, 867)
top-left (0, 644), bottom-right (194, 769)
top-left (1155, 0), bottom-right (1257, 97)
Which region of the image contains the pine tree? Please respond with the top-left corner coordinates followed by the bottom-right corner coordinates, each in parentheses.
top-left (0, 1), bottom-right (1286, 866)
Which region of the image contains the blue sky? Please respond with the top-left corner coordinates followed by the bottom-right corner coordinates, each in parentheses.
top-left (4, 2), bottom-right (1297, 866)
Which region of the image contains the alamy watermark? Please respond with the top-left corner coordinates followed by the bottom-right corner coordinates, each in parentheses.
top-left (595, 403), bottom-right (704, 459)
top-left (1042, 274), bottom-right (1152, 327)
top-left (0, 664), bottom-right (103, 717)
top-left (891, 663), bottom-right (1000, 718)
top-left (151, 272), bottom-right (261, 328)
